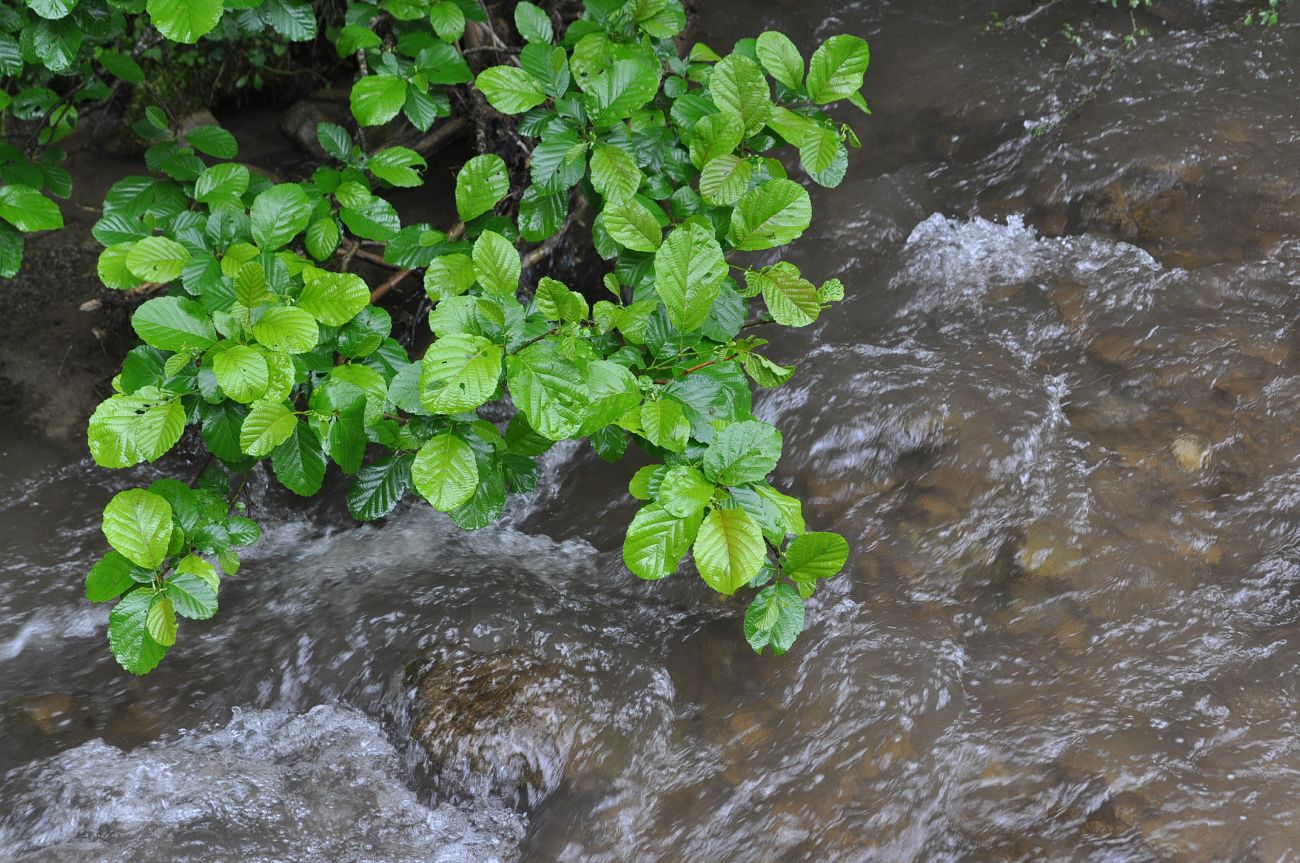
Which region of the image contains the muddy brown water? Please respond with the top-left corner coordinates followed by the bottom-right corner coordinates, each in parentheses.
top-left (4, 2), bottom-right (1300, 861)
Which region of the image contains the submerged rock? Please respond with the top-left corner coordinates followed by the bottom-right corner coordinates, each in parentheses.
top-left (399, 636), bottom-right (675, 809)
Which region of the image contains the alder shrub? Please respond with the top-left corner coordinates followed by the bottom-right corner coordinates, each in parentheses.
top-left (4, 0), bottom-right (868, 673)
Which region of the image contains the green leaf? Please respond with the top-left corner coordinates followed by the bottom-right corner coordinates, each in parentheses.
top-left (0, 223), bottom-right (24, 277)
top-left (29, 0), bottom-right (78, 21)
top-left (175, 554), bottom-right (220, 592)
top-left (261, 0), bottom-right (317, 41)
top-left (87, 392), bottom-right (186, 467)
top-left (744, 582), bottom-right (804, 654)
top-left (102, 488), bottom-right (173, 569)
top-left (86, 552), bottom-right (138, 603)
top-left (589, 144), bottom-right (642, 203)
top-left (213, 344), bottom-right (269, 404)
top-left (654, 222), bottom-right (727, 332)
top-left (584, 57), bottom-right (660, 127)
top-left (429, 0), bottom-right (465, 41)
top-left (184, 124), bottom-right (237, 158)
top-left (146, 593), bottom-right (177, 647)
top-left (0, 183), bottom-right (62, 232)
top-left (240, 399), bottom-right (297, 457)
top-left (125, 235), bottom-right (190, 282)
top-left (742, 351), bottom-right (796, 388)
top-left (806, 34), bottom-right (870, 104)
top-left (165, 568), bottom-right (218, 619)
top-left (253, 306), bottom-right (319, 354)
top-left (348, 455), bottom-right (412, 520)
top-left (513, 1), bottom-right (552, 43)
top-left (603, 197), bottom-right (662, 252)
top-left (250, 183), bottom-right (311, 250)
top-left (147, 0), bottom-right (223, 44)
top-left (419, 333), bottom-right (503, 414)
top-left (727, 178), bottom-right (812, 251)
top-left (475, 66), bottom-right (547, 114)
top-left (340, 197), bottom-right (400, 241)
top-left (819, 277), bottom-right (845, 302)
top-left (753, 482), bottom-right (806, 537)
top-left (694, 506), bottom-right (765, 594)
top-left (194, 163), bottom-right (250, 207)
top-left (108, 590), bottom-right (169, 675)
top-left (703, 419), bottom-right (782, 484)
top-left (369, 146), bottom-right (426, 187)
top-left (657, 465), bottom-right (715, 518)
top-left (698, 154), bottom-right (752, 206)
top-left (412, 433), bottom-right (478, 511)
top-left (298, 270), bottom-right (369, 325)
top-left (755, 31), bottom-right (804, 90)
top-left (750, 261), bottom-right (820, 327)
top-left (350, 74), bottom-right (409, 126)
top-left (506, 342), bottom-right (589, 440)
top-left (132, 296), bottom-right (216, 351)
top-left (623, 503), bottom-right (701, 580)
top-left (517, 184), bottom-right (568, 242)
top-left (782, 530), bottom-right (849, 589)
top-left (271, 422), bottom-right (326, 495)
top-left (455, 154), bottom-right (510, 221)
top-left (710, 54), bottom-right (771, 137)
top-left (799, 124), bottom-right (842, 175)
top-left (471, 229), bottom-right (520, 295)
top-left (640, 398), bottom-right (690, 452)
top-left (305, 217), bottom-right (341, 261)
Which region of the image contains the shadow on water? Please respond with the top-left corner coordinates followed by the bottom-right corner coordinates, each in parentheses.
top-left (5, 1), bottom-right (1300, 861)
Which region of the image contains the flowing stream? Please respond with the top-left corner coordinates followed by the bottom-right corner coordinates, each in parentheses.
top-left (4, 2), bottom-right (1300, 860)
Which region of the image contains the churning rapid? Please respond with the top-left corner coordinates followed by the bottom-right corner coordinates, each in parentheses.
top-left (4, 1), bottom-right (1300, 860)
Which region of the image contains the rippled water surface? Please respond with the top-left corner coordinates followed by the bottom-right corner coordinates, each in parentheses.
top-left (4, 2), bottom-right (1300, 861)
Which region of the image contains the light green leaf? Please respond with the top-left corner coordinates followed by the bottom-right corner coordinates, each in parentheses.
top-left (799, 124), bottom-right (842, 175)
top-left (350, 74), bottom-right (409, 126)
top-left (97, 243), bottom-right (142, 291)
top-left (589, 144), bottom-right (641, 203)
top-left (654, 222), bottom-right (726, 332)
top-left (146, 0), bottom-right (222, 44)
top-left (703, 419), bottom-right (782, 484)
top-left (623, 502), bottom-right (701, 580)
top-left (698, 154), bottom-right (752, 206)
top-left (298, 269), bottom-right (369, 325)
top-left (0, 183), bottom-right (63, 232)
top-left (753, 482), bottom-right (806, 536)
top-left (744, 582), bottom-right (804, 654)
top-left (506, 342), bottom-right (589, 440)
top-left (146, 593), bottom-right (177, 647)
top-left (126, 235), bottom-right (191, 282)
top-left (640, 398), bottom-right (690, 452)
top-left (819, 277), bottom-right (845, 302)
top-left (419, 333), bottom-right (503, 414)
top-left (657, 465), bottom-right (715, 518)
top-left (782, 530), bottom-right (849, 588)
top-left (742, 351), bottom-right (796, 388)
top-left (455, 154), bottom-right (510, 221)
top-left (727, 178), bottom-right (812, 251)
top-left (108, 590), bottom-right (168, 675)
top-left (240, 399), bottom-right (297, 457)
top-left (412, 432), bottom-right (478, 511)
top-left (710, 54), bottom-right (771, 137)
top-left (584, 57), bottom-right (660, 127)
top-left (602, 197), bottom-right (662, 252)
top-left (87, 392), bottom-right (186, 467)
top-left (471, 229), bottom-right (520, 295)
top-left (250, 183), bottom-right (311, 250)
top-left (132, 296), bottom-right (216, 351)
top-left (694, 506), bottom-right (765, 594)
top-left (102, 488), bottom-right (173, 569)
top-left (806, 34), bottom-right (870, 104)
top-left (750, 261), bottom-right (820, 327)
top-left (252, 306), bottom-right (319, 354)
top-left (475, 65), bottom-right (546, 114)
top-left (424, 253), bottom-right (477, 301)
top-left (213, 344), bottom-right (269, 404)
top-left (755, 31), bottom-right (804, 90)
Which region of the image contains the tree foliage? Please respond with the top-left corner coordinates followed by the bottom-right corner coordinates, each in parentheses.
top-left (1, 0), bottom-right (867, 672)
